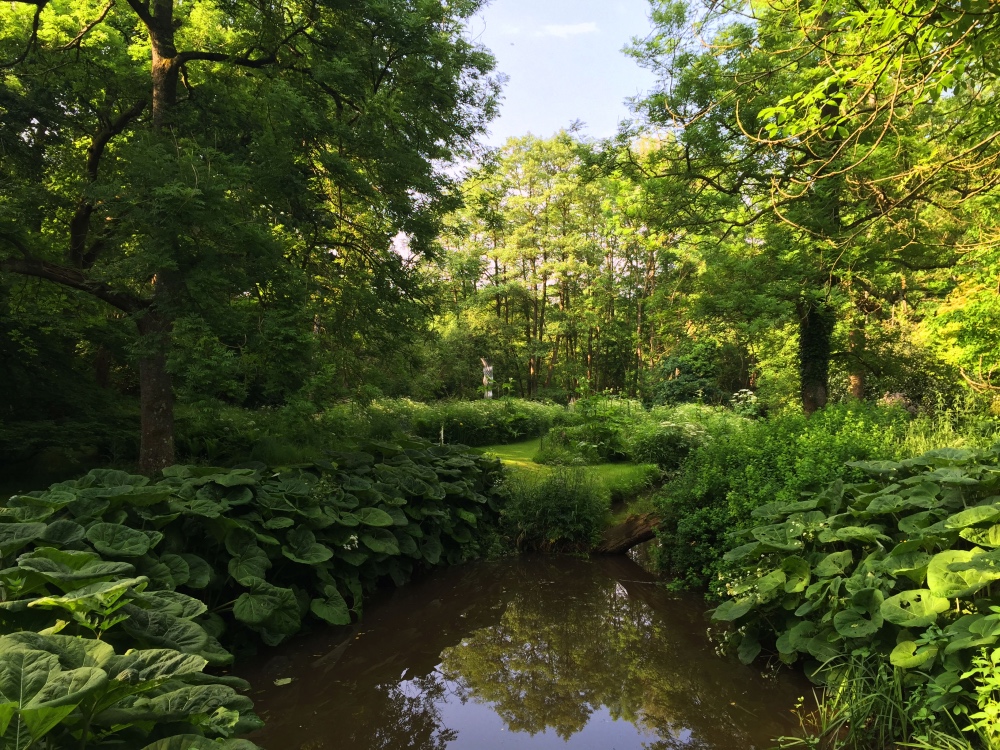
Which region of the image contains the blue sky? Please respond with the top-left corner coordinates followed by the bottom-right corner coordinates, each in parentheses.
top-left (468, 0), bottom-right (659, 146)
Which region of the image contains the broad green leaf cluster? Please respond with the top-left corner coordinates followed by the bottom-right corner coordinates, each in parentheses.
top-left (715, 445), bottom-right (1000, 718)
top-left (0, 440), bottom-right (503, 746)
top-left (0, 632), bottom-right (259, 750)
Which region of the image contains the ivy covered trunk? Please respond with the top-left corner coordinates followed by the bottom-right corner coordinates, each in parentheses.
top-left (798, 299), bottom-right (835, 414)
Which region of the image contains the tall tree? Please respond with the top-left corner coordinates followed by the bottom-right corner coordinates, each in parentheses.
top-left (0, 0), bottom-right (498, 471)
top-left (623, 0), bottom-right (995, 412)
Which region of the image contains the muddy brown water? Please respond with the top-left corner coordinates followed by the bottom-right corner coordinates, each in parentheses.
top-left (236, 556), bottom-right (807, 750)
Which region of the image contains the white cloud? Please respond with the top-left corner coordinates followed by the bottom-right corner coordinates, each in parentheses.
top-left (537, 22), bottom-right (599, 39)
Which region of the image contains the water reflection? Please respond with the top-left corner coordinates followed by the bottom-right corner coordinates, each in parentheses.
top-left (239, 557), bottom-right (804, 750)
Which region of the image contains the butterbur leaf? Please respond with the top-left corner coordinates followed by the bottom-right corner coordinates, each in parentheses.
top-left (819, 526), bottom-right (890, 545)
top-left (961, 525), bottom-right (1000, 548)
top-left (834, 608), bottom-right (882, 639)
top-left (814, 551), bottom-right (853, 578)
top-left (890, 641), bottom-right (938, 669)
top-left (39, 520), bottom-right (86, 547)
top-left (30, 577), bottom-right (147, 616)
top-left (86, 523), bottom-right (150, 558)
top-left (723, 542), bottom-right (763, 562)
top-left (228, 546), bottom-right (271, 585)
top-left (361, 530), bottom-right (400, 556)
top-left (121, 607), bottom-right (210, 653)
top-left (140, 735), bottom-right (263, 750)
top-left (0, 522), bottom-right (47, 556)
top-left (881, 590), bottom-right (949, 628)
top-left (928, 549), bottom-right (1000, 598)
top-left (233, 578), bottom-right (295, 627)
top-left (756, 570), bottom-right (786, 601)
top-left (737, 631), bottom-right (761, 665)
top-left (142, 590), bottom-right (208, 619)
top-left (712, 598), bottom-right (753, 622)
top-left (944, 505), bottom-right (1000, 530)
top-left (310, 586), bottom-right (350, 625)
top-left (105, 649), bottom-right (208, 683)
top-left (179, 554), bottom-right (212, 589)
top-left (354, 508), bottom-right (395, 527)
top-left (781, 557), bottom-right (811, 593)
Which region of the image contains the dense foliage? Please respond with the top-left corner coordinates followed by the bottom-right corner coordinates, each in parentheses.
top-left (0, 442), bottom-right (503, 747)
top-left (713, 447), bottom-right (1000, 747)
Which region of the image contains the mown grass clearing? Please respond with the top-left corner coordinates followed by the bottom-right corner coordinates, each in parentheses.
top-left (477, 439), bottom-right (659, 506)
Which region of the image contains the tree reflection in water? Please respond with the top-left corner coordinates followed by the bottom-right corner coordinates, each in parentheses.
top-left (355, 674), bottom-right (457, 750)
top-left (438, 560), bottom-right (798, 748)
top-left (240, 557), bottom-right (802, 749)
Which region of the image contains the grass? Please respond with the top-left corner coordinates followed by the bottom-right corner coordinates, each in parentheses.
top-left (477, 439), bottom-right (659, 509)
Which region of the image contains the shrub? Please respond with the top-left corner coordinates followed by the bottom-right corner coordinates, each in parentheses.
top-left (654, 403), bottom-right (911, 589)
top-left (713, 446), bottom-right (1000, 748)
top-left (624, 420), bottom-right (705, 470)
top-left (500, 467), bottom-right (605, 551)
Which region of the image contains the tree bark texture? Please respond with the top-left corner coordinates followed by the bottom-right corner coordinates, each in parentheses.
top-left (137, 309), bottom-right (175, 474)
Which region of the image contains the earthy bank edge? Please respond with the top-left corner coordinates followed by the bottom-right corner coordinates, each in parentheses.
top-left (0, 439), bottom-right (503, 749)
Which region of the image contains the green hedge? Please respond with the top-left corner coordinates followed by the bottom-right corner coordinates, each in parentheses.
top-left (0, 440), bottom-right (503, 748)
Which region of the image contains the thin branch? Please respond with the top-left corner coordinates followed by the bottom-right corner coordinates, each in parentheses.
top-left (59, 0), bottom-right (115, 51)
top-left (0, 0), bottom-right (46, 70)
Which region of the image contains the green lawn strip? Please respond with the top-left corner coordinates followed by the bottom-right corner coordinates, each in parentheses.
top-left (476, 440), bottom-right (659, 518)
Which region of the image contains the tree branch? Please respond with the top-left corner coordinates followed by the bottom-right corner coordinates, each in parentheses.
top-left (0, 256), bottom-right (146, 313)
top-left (70, 99), bottom-right (147, 267)
top-left (122, 0), bottom-right (152, 26)
top-left (59, 0), bottom-right (115, 51)
top-left (0, 0), bottom-right (47, 70)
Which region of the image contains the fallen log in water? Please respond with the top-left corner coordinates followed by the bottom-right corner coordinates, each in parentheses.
top-left (595, 512), bottom-right (660, 554)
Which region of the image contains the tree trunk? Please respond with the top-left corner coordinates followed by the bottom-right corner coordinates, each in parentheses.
top-left (798, 299), bottom-right (835, 414)
top-left (848, 322), bottom-right (866, 399)
top-left (137, 309), bottom-right (175, 474)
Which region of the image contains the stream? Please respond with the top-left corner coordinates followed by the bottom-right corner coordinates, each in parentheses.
top-left (236, 556), bottom-right (807, 749)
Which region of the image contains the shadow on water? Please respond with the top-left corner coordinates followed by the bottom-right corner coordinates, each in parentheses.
top-left (237, 556), bottom-right (807, 750)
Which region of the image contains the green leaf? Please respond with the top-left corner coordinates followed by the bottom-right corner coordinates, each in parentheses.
top-left (121, 606), bottom-right (210, 653)
top-left (960, 525), bottom-right (1000, 548)
top-left (723, 542), bottom-right (764, 562)
top-left (818, 525), bottom-right (890, 545)
top-left (233, 578), bottom-right (296, 627)
top-left (30, 577), bottom-right (147, 616)
top-left (140, 734), bottom-right (263, 750)
top-left (890, 640), bottom-right (938, 669)
top-left (928, 549), bottom-right (1000, 598)
top-left (39, 520), bottom-right (86, 547)
top-left (944, 505), bottom-right (1000, 530)
top-left (420, 537), bottom-right (442, 565)
top-left (361, 529), bottom-right (400, 556)
top-left (86, 523), bottom-right (151, 558)
top-left (781, 556), bottom-right (811, 593)
top-left (0, 523), bottom-right (47, 556)
top-left (228, 546), bottom-right (271, 585)
top-left (814, 551), bottom-right (853, 578)
top-left (834, 608), bottom-right (882, 639)
top-left (179, 554), bottom-right (212, 589)
top-left (712, 598), bottom-right (753, 622)
top-left (354, 507), bottom-right (395, 527)
top-left (737, 631), bottom-right (761, 665)
top-left (310, 586), bottom-right (350, 625)
top-left (757, 569), bottom-right (787, 601)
